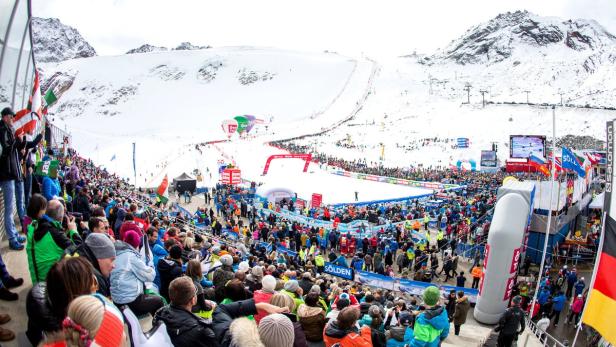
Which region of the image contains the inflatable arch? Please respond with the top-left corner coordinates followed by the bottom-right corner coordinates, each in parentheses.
top-left (257, 187), bottom-right (296, 203)
top-left (263, 153), bottom-right (312, 175)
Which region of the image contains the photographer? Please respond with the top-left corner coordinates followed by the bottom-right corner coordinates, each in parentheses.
top-left (26, 199), bottom-right (82, 284)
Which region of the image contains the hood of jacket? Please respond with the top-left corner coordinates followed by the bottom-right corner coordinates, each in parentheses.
top-left (33, 216), bottom-right (63, 242)
top-left (325, 319), bottom-right (357, 339)
top-left (297, 304), bottom-right (323, 318)
top-left (114, 240), bottom-right (138, 256)
top-left (417, 305), bottom-right (449, 331)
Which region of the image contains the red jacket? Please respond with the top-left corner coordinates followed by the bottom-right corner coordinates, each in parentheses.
top-left (253, 290), bottom-right (275, 323)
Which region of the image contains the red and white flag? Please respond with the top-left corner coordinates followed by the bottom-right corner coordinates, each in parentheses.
top-left (14, 71), bottom-right (43, 137)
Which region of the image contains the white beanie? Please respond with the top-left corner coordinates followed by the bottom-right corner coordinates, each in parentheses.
top-left (258, 314), bottom-right (294, 347)
top-left (220, 254), bottom-right (233, 266)
top-left (239, 261), bottom-right (250, 273)
top-left (262, 275), bottom-right (277, 292)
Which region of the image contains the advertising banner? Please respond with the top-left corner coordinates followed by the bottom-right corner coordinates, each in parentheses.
top-left (355, 270), bottom-right (395, 290)
top-left (324, 262), bottom-right (354, 280)
top-left (311, 193), bottom-right (323, 208)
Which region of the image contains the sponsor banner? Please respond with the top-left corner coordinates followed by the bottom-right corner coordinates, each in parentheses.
top-left (327, 168), bottom-right (460, 190)
top-left (504, 276), bottom-right (516, 300)
top-left (276, 244), bottom-right (298, 258)
top-left (311, 193), bottom-right (323, 208)
top-left (355, 270), bottom-right (395, 290)
top-left (324, 262), bottom-right (354, 280)
top-left (510, 247), bottom-right (521, 274)
top-left (398, 279), bottom-right (479, 303)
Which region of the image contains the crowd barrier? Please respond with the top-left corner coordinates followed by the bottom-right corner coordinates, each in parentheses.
top-left (324, 263), bottom-right (479, 303)
top-left (326, 167), bottom-right (463, 191)
top-left (257, 207), bottom-right (428, 241)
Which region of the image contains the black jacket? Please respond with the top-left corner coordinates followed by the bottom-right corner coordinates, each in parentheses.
top-left (497, 306), bottom-right (525, 336)
top-left (26, 283), bottom-right (62, 346)
top-left (75, 241), bottom-right (110, 297)
top-left (153, 304), bottom-right (217, 347)
top-left (212, 299), bottom-right (258, 347)
top-left (0, 120), bottom-right (25, 181)
top-left (299, 278), bottom-right (314, 295)
top-left (157, 258), bottom-right (183, 301)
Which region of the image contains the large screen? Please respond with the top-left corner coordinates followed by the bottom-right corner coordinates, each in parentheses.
top-left (481, 150), bottom-right (497, 167)
top-left (510, 135), bottom-right (546, 159)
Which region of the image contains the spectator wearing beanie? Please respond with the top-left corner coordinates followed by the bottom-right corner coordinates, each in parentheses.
top-left (110, 230), bottom-right (162, 317)
top-left (297, 292), bottom-right (326, 344)
top-left (282, 280), bottom-right (305, 315)
top-left (407, 286), bottom-right (449, 346)
top-left (213, 254), bottom-right (235, 302)
top-left (76, 233), bottom-right (116, 297)
top-left (326, 298), bottom-right (349, 322)
top-left (229, 317), bottom-right (264, 347)
top-left (158, 245), bottom-right (183, 301)
top-left (254, 275), bottom-right (277, 324)
top-left (259, 314), bottom-right (295, 347)
top-left (323, 306), bottom-right (372, 347)
top-left (309, 285), bottom-right (329, 313)
top-left (246, 266), bottom-right (264, 292)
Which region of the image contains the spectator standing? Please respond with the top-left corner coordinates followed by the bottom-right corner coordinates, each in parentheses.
top-left (453, 291), bottom-right (470, 336)
top-left (495, 296), bottom-right (525, 347)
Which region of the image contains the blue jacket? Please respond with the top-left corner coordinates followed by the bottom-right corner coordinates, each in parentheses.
top-left (110, 242), bottom-right (155, 304)
top-left (538, 289), bottom-right (551, 305)
top-left (567, 272), bottom-right (577, 285)
top-left (150, 241), bottom-right (168, 287)
top-left (574, 281), bottom-right (586, 295)
top-left (42, 176), bottom-right (61, 201)
top-left (408, 305), bottom-right (450, 347)
top-left (386, 326), bottom-right (414, 347)
top-left (552, 294), bottom-right (566, 312)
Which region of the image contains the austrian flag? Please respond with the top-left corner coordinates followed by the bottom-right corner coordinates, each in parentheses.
top-left (13, 110), bottom-right (40, 137)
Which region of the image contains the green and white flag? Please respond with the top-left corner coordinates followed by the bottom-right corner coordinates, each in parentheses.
top-left (35, 160), bottom-right (59, 178)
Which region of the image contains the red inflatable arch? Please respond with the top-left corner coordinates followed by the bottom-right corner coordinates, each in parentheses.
top-left (262, 153), bottom-right (312, 175)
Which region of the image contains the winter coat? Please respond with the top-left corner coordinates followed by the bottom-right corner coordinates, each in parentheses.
top-left (385, 325), bottom-right (412, 347)
top-left (149, 241), bottom-right (168, 287)
top-left (110, 241), bottom-right (155, 304)
top-left (27, 216), bottom-right (80, 284)
top-left (212, 299), bottom-right (258, 347)
top-left (552, 294), bottom-right (566, 312)
top-left (571, 297), bottom-right (584, 314)
top-left (299, 278), bottom-right (314, 295)
top-left (253, 289), bottom-right (275, 324)
top-left (41, 176), bottom-right (61, 201)
top-left (323, 320), bottom-right (372, 347)
top-left (0, 120), bottom-right (24, 181)
top-left (282, 289), bottom-right (305, 314)
top-left (74, 241), bottom-right (111, 297)
top-left (408, 305), bottom-right (450, 347)
top-left (153, 304), bottom-right (217, 347)
top-left (297, 304), bottom-right (326, 342)
top-left (496, 306), bottom-right (525, 336)
top-left (157, 257), bottom-right (183, 301)
top-left (453, 296), bottom-right (470, 325)
top-left (25, 282), bottom-right (62, 346)
top-left (213, 265), bottom-right (235, 301)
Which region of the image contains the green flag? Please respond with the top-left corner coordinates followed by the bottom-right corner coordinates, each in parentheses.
top-left (35, 160), bottom-right (59, 178)
top-left (44, 89), bottom-right (58, 106)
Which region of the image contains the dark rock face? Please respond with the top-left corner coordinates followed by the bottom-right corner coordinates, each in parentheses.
top-left (32, 17), bottom-right (97, 63)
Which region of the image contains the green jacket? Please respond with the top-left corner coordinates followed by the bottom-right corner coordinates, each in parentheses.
top-left (26, 217), bottom-right (80, 284)
top-left (281, 289), bottom-right (305, 314)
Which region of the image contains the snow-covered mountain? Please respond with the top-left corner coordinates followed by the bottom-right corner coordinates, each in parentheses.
top-left (38, 11), bottom-right (616, 184)
top-left (434, 10), bottom-right (616, 65)
top-left (32, 17), bottom-right (96, 63)
top-left (125, 44), bottom-right (168, 54)
top-left (174, 42), bottom-right (210, 51)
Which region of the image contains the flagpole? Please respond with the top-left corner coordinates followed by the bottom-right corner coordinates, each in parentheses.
top-left (571, 211), bottom-right (607, 346)
top-left (529, 105), bottom-right (557, 320)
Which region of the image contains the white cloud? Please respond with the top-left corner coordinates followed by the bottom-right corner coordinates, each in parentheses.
top-left (31, 0), bottom-right (616, 58)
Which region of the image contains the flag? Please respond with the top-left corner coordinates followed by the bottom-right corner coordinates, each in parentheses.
top-left (581, 120), bottom-right (616, 345)
top-left (157, 175), bottom-right (169, 204)
top-left (13, 109), bottom-right (40, 137)
top-left (586, 152), bottom-right (599, 165)
top-left (27, 71), bottom-right (42, 116)
top-left (528, 154), bottom-right (550, 177)
top-left (561, 147), bottom-right (586, 178)
top-left (43, 88), bottom-right (58, 106)
top-left (35, 160), bottom-right (59, 178)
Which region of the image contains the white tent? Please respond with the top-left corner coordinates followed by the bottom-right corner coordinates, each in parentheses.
top-left (589, 192), bottom-right (604, 210)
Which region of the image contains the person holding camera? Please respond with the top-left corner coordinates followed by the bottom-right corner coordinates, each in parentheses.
top-left (26, 199), bottom-right (82, 284)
